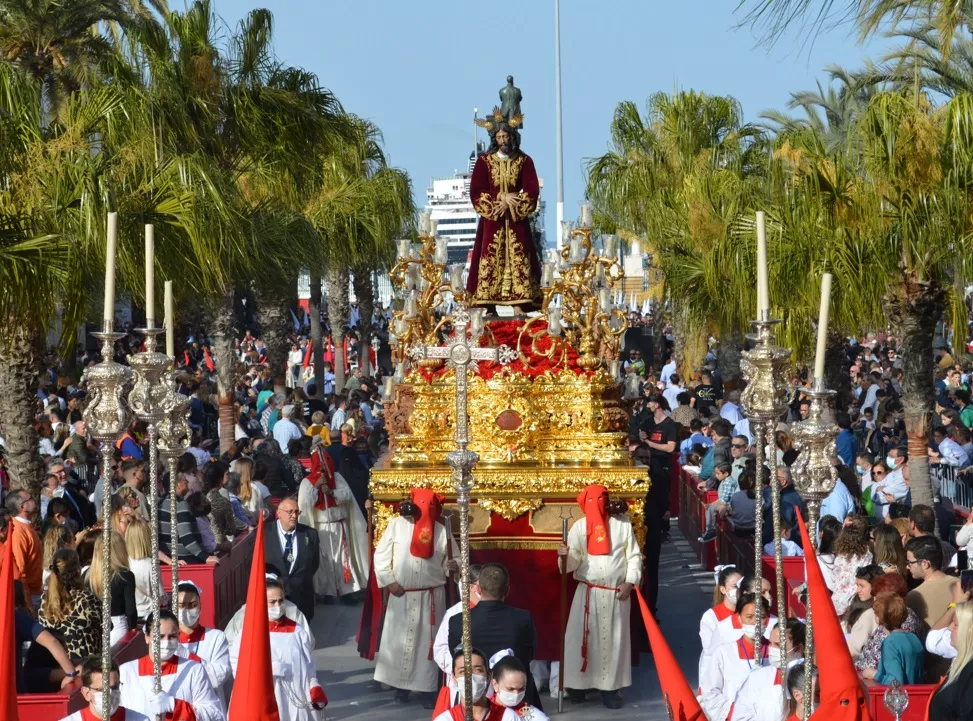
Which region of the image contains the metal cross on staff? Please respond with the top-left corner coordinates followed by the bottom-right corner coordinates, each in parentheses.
top-left (410, 307), bottom-right (517, 721)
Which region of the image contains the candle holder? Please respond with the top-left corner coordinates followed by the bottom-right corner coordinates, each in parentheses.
top-left (790, 377), bottom-right (838, 716)
top-left (389, 232), bottom-right (466, 370)
top-left (157, 369), bottom-right (191, 614)
top-left (127, 326), bottom-right (172, 697)
top-left (739, 317), bottom-right (791, 678)
top-left (516, 224), bottom-right (627, 371)
top-left (81, 322), bottom-right (132, 721)
top-left (883, 680), bottom-right (909, 721)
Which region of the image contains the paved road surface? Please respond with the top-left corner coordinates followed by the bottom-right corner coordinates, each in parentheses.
top-left (309, 526), bottom-right (711, 720)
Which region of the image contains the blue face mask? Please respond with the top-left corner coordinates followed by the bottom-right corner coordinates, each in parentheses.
top-left (855, 465), bottom-right (864, 475)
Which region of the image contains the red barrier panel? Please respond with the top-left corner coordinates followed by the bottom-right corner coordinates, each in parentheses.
top-left (864, 680), bottom-right (937, 720)
top-left (715, 516), bottom-right (755, 578)
top-left (677, 469), bottom-right (717, 570)
top-left (17, 631), bottom-right (147, 721)
top-left (161, 531), bottom-right (254, 629)
top-left (761, 555), bottom-right (805, 615)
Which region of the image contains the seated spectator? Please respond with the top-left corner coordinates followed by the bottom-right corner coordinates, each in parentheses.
top-left (861, 591), bottom-right (924, 685)
top-left (763, 518), bottom-right (803, 557)
top-left (829, 515), bottom-right (872, 615)
top-left (698, 463), bottom-right (735, 543)
top-left (727, 468), bottom-right (758, 536)
top-left (37, 548), bottom-right (102, 663)
top-left (854, 572), bottom-right (924, 673)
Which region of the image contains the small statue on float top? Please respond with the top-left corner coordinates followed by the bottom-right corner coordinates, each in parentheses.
top-left (470, 85), bottom-right (542, 313)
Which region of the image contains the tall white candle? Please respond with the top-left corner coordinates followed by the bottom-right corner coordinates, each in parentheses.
top-left (104, 213), bottom-right (118, 324)
top-left (164, 281), bottom-right (174, 358)
top-left (144, 224), bottom-right (155, 326)
top-left (756, 211), bottom-right (769, 319)
top-left (813, 273), bottom-right (833, 383)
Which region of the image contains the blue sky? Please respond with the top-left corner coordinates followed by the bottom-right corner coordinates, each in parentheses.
top-left (216, 0), bottom-right (885, 242)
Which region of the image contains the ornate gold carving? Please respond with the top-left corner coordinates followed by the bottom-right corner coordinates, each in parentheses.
top-left (628, 497), bottom-right (647, 548)
top-left (529, 503), bottom-right (585, 534)
top-left (372, 501), bottom-right (397, 548)
top-left (472, 226), bottom-right (536, 305)
top-left (471, 540), bottom-right (561, 551)
top-left (478, 497), bottom-right (543, 522)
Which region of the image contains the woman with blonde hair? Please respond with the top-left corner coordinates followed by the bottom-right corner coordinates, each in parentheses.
top-left (42, 524), bottom-right (74, 589)
top-left (871, 523), bottom-right (907, 575)
top-left (124, 517), bottom-right (155, 620)
top-left (87, 530), bottom-right (138, 645)
top-left (928, 601), bottom-right (973, 719)
top-left (234, 456), bottom-right (269, 520)
top-left (39, 549), bottom-right (102, 662)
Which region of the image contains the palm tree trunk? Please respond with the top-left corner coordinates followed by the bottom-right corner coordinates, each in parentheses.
top-left (0, 329), bottom-right (44, 497)
top-left (256, 285), bottom-right (293, 392)
top-left (353, 266), bottom-right (375, 377)
top-left (886, 276), bottom-right (945, 515)
top-left (309, 273), bottom-right (324, 394)
top-left (325, 264), bottom-right (350, 393)
top-left (210, 289), bottom-right (238, 455)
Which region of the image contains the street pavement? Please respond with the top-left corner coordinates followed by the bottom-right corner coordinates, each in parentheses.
top-left (309, 525), bottom-right (712, 720)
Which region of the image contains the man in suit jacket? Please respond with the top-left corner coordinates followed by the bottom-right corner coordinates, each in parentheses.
top-left (264, 496), bottom-right (320, 620)
top-left (447, 563), bottom-right (542, 709)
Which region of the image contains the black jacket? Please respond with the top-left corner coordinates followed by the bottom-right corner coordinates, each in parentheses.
top-left (447, 600), bottom-right (542, 709)
top-left (264, 521), bottom-right (320, 620)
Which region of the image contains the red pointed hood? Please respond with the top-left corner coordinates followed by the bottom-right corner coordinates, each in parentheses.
top-left (0, 525), bottom-right (19, 721)
top-left (227, 515), bottom-right (280, 721)
top-left (796, 511), bottom-right (870, 721)
top-left (633, 587), bottom-right (703, 721)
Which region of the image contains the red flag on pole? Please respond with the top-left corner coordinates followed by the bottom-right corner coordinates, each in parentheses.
top-left (227, 515), bottom-right (279, 721)
top-left (302, 343), bottom-right (312, 370)
top-left (0, 524), bottom-right (20, 720)
top-left (203, 346), bottom-right (215, 372)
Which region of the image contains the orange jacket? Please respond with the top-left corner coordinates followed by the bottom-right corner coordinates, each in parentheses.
top-left (10, 519), bottom-right (42, 597)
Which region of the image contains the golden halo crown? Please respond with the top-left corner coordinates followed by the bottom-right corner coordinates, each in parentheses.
top-left (475, 105), bottom-right (524, 132)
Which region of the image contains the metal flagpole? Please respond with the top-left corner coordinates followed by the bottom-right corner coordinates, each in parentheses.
top-left (554, 0), bottom-right (564, 251)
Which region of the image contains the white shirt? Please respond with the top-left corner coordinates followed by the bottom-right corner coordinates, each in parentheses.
top-left (662, 385), bottom-right (685, 412)
top-left (937, 437), bottom-right (970, 467)
top-left (660, 360), bottom-right (677, 385)
top-left (860, 384), bottom-right (879, 415)
top-left (273, 418), bottom-right (303, 453)
top-left (330, 408), bottom-right (347, 431)
top-left (763, 538), bottom-right (804, 557)
top-left (926, 626), bottom-right (957, 659)
top-left (720, 402), bottom-right (743, 425)
top-left (733, 418), bottom-right (752, 446)
top-left (277, 520), bottom-right (299, 572)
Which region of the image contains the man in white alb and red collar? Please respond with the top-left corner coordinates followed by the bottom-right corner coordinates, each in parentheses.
top-left (372, 487), bottom-right (459, 706)
top-left (731, 619), bottom-right (806, 721)
top-left (175, 581), bottom-right (232, 704)
top-left (59, 657), bottom-right (150, 721)
top-left (118, 611), bottom-right (224, 721)
top-left (558, 484), bottom-right (641, 710)
top-left (297, 436), bottom-right (369, 601)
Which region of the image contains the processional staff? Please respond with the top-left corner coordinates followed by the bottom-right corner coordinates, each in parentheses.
top-left (412, 307), bottom-right (516, 721)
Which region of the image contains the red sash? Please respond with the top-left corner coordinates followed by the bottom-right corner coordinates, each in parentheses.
top-left (580, 581), bottom-right (619, 672)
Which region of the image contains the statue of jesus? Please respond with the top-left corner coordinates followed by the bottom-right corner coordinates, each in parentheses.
top-left (467, 107), bottom-right (541, 311)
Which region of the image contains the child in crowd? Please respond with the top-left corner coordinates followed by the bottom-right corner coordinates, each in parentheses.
top-left (762, 519), bottom-right (804, 557)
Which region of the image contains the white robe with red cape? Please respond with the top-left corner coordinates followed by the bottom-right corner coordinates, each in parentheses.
top-left (698, 636), bottom-right (769, 721)
top-left (373, 515), bottom-right (457, 693)
top-left (230, 617), bottom-right (326, 721)
top-left (732, 664), bottom-right (789, 721)
top-left (562, 516), bottom-right (642, 692)
top-left (178, 625), bottom-right (233, 704)
top-left (118, 653), bottom-right (224, 721)
top-left (296, 466), bottom-right (369, 596)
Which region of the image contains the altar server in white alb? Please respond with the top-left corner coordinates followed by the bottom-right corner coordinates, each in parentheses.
top-left (59, 657), bottom-right (150, 721)
top-left (119, 611), bottom-right (225, 721)
top-left (732, 618), bottom-right (806, 721)
top-left (373, 487), bottom-right (459, 704)
top-left (559, 484), bottom-right (642, 709)
top-left (297, 437), bottom-right (369, 599)
top-left (230, 575), bottom-right (327, 721)
top-left (698, 592), bottom-right (771, 721)
top-left (175, 581), bottom-right (232, 704)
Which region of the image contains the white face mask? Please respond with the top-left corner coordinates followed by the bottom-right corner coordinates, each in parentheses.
top-left (456, 674), bottom-right (488, 702)
top-left (89, 689), bottom-right (121, 717)
top-left (159, 638), bottom-right (179, 661)
top-left (495, 688), bottom-right (525, 708)
top-left (768, 647), bottom-right (783, 667)
top-left (741, 624), bottom-right (758, 640)
top-left (886, 455), bottom-right (896, 468)
top-left (178, 608), bottom-right (200, 628)
top-left (268, 605), bottom-right (285, 620)
top-left (724, 588), bottom-right (738, 604)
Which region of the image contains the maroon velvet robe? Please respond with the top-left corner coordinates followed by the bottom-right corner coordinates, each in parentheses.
top-left (465, 150), bottom-right (542, 308)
